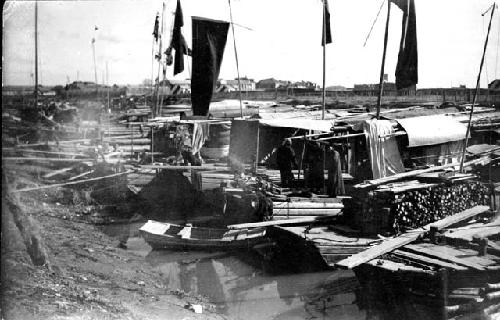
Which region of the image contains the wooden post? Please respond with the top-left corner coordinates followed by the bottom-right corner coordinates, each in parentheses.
top-left (459, 4), bottom-right (496, 173)
top-left (439, 268), bottom-right (449, 320)
top-left (376, 0), bottom-right (391, 119)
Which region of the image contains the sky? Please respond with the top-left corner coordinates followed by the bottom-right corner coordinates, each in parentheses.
top-left (2, 0), bottom-right (500, 88)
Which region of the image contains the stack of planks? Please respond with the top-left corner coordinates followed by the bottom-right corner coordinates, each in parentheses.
top-left (271, 197), bottom-right (344, 220)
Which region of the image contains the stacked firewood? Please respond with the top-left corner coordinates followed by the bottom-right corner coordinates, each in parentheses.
top-left (389, 181), bottom-right (490, 233)
top-left (351, 180), bottom-right (491, 234)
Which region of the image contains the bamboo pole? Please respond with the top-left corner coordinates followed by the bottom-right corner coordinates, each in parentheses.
top-left (228, 0), bottom-right (244, 118)
top-left (376, 0), bottom-right (391, 119)
top-left (34, 0), bottom-right (38, 108)
top-left (459, 4), bottom-right (496, 173)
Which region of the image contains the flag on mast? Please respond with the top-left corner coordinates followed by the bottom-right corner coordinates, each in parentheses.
top-left (152, 13), bottom-right (160, 42)
top-left (322, 0), bottom-right (332, 45)
top-left (391, 0), bottom-right (418, 90)
top-left (170, 0), bottom-right (190, 75)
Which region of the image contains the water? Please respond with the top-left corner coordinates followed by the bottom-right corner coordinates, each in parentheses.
top-left (101, 224), bottom-right (366, 320)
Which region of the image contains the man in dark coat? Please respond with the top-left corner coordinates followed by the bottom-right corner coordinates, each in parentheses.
top-left (326, 145), bottom-right (345, 197)
top-left (276, 138), bottom-right (298, 187)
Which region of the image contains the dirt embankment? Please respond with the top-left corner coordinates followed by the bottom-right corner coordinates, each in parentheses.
top-left (1, 170), bottom-right (225, 320)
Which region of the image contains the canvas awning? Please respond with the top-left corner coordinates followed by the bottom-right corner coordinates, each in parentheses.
top-left (259, 118), bottom-right (335, 132)
top-left (397, 115), bottom-right (467, 147)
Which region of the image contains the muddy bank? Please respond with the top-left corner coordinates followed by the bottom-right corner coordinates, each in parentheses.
top-left (1, 169), bottom-right (224, 320)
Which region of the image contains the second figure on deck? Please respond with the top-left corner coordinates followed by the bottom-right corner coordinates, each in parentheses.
top-left (276, 138), bottom-right (298, 188)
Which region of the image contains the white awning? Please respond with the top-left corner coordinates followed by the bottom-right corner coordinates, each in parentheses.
top-left (397, 115), bottom-right (467, 147)
top-left (259, 118), bottom-right (335, 132)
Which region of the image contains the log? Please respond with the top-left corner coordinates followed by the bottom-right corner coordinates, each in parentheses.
top-left (487, 283), bottom-right (500, 291)
top-left (272, 208), bottom-right (343, 216)
top-left (3, 176), bottom-right (51, 270)
top-left (43, 166), bottom-right (74, 178)
top-left (335, 205), bottom-right (491, 269)
top-left (228, 216), bottom-right (330, 229)
top-left (12, 170), bottom-right (131, 193)
top-left (485, 291), bottom-right (500, 301)
top-left (273, 202), bottom-right (344, 209)
top-left (272, 215), bottom-right (339, 220)
top-left (3, 157), bottom-right (94, 163)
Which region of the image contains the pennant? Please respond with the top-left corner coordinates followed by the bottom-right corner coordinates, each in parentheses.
top-left (152, 13), bottom-right (160, 42)
top-left (191, 17), bottom-right (230, 116)
top-left (170, 0), bottom-right (190, 75)
top-left (322, 0), bottom-right (332, 45)
top-left (391, 0), bottom-right (418, 90)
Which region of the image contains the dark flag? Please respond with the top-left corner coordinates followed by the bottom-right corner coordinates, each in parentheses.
top-left (170, 0), bottom-right (189, 75)
top-left (191, 17), bottom-right (230, 116)
top-left (152, 13), bottom-right (159, 42)
top-left (322, 0), bottom-right (332, 45)
top-left (391, 0), bottom-right (418, 90)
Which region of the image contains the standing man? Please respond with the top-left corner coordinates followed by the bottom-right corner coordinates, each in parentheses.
top-left (276, 138), bottom-right (298, 187)
top-left (326, 145), bottom-right (345, 197)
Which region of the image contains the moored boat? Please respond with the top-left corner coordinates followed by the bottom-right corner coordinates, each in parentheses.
top-left (139, 220), bottom-right (266, 251)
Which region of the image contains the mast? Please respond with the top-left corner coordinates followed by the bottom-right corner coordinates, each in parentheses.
top-left (459, 3), bottom-right (496, 172)
top-left (376, 0), bottom-right (391, 119)
top-left (34, 0), bottom-right (38, 107)
top-left (228, 0), bottom-right (243, 118)
top-left (321, 0), bottom-right (326, 120)
top-left (154, 3), bottom-right (166, 118)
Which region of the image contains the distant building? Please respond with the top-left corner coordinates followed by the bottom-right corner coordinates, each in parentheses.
top-left (256, 78), bottom-right (290, 91)
top-left (353, 82), bottom-right (415, 95)
top-left (325, 85), bottom-right (349, 92)
top-left (219, 77), bottom-right (255, 91)
top-left (290, 80), bottom-right (319, 90)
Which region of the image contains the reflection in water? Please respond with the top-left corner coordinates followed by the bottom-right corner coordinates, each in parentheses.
top-left (101, 224), bottom-right (367, 319)
top-left (136, 236), bottom-right (366, 320)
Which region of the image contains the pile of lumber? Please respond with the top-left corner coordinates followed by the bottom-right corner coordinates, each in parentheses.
top-left (272, 197), bottom-right (343, 220)
top-left (351, 179), bottom-right (491, 234)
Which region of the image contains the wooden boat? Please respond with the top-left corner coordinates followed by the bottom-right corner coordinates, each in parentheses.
top-left (139, 220), bottom-right (266, 251)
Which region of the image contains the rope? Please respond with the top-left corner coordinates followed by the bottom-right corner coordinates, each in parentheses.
top-left (228, 0), bottom-right (244, 118)
top-left (363, 0), bottom-right (386, 47)
top-left (496, 11), bottom-right (500, 79)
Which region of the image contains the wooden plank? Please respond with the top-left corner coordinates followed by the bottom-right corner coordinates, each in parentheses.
top-left (228, 217), bottom-right (330, 229)
top-left (392, 250), bottom-right (468, 271)
top-left (355, 156), bottom-right (489, 189)
top-left (335, 206), bottom-right (491, 269)
top-left (402, 245), bottom-right (487, 270)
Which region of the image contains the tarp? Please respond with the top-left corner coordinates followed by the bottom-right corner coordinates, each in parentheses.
top-left (363, 119), bottom-right (405, 179)
top-left (397, 115), bottom-right (467, 147)
top-left (191, 17), bottom-right (229, 116)
top-left (259, 119), bottom-right (335, 132)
